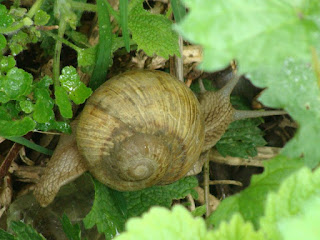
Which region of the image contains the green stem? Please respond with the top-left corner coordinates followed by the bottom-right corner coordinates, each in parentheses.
top-left (44, 30), bottom-right (82, 52)
top-left (0, 19), bottom-right (25, 34)
top-left (69, 1), bottom-right (97, 12)
top-left (27, 0), bottom-right (45, 18)
top-left (52, 19), bottom-right (67, 88)
top-left (103, 0), bottom-right (120, 23)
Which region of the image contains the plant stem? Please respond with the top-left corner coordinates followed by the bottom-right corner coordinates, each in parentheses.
top-left (52, 19), bottom-right (67, 88)
top-left (69, 1), bottom-right (97, 12)
top-left (44, 30), bottom-right (82, 52)
top-left (27, 0), bottom-right (45, 18)
top-left (0, 20), bottom-right (25, 34)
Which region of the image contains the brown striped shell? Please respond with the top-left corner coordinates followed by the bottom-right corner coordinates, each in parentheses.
top-left (76, 70), bottom-right (205, 191)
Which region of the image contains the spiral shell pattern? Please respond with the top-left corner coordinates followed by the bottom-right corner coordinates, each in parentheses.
top-left (76, 70), bottom-right (204, 191)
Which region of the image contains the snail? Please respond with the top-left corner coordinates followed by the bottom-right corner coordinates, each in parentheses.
top-left (33, 70), bottom-right (285, 207)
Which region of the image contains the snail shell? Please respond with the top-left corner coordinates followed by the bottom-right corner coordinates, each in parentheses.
top-left (76, 70), bottom-right (205, 191)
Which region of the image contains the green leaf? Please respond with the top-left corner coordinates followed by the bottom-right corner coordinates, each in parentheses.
top-left (0, 4), bottom-right (14, 29)
top-left (278, 197), bottom-right (320, 240)
top-left (0, 117), bottom-right (35, 136)
top-left (216, 96), bottom-right (265, 158)
top-left (207, 155), bottom-right (304, 228)
top-left (260, 167), bottom-right (320, 240)
top-left (77, 46), bottom-right (96, 68)
top-left (35, 75), bottom-right (53, 88)
top-left (176, 0), bottom-right (320, 168)
top-left (128, 0), bottom-right (180, 59)
top-left (59, 66), bottom-right (92, 104)
top-left (207, 214), bottom-right (265, 240)
top-left (1, 67), bottom-right (32, 100)
top-left (5, 136), bottom-right (53, 155)
top-left (0, 55), bottom-right (16, 73)
top-left (10, 221), bottom-right (45, 240)
top-left (216, 118), bottom-right (266, 158)
top-left (258, 61), bottom-right (320, 168)
top-left (34, 9), bottom-right (50, 26)
top-left (191, 205), bottom-right (206, 217)
top-left (124, 176), bottom-right (198, 218)
top-left (55, 85), bottom-right (73, 118)
top-left (83, 177), bottom-right (126, 240)
top-left (176, 0), bottom-right (320, 73)
top-left (90, 0), bottom-right (112, 90)
top-left (115, 205), bottom-right (207, 240)
top-left (19, 99), bottom-right (34, 113)
top-left (33, 87), bottom-right (54, 123)
top-left (61, 213), bottom-right (81, 240)
top-left (83, 176), bottom-right (198, 238)
top-left (36, 119), bottom-right (71, 134)
top-left (0, 103), bottom-right (19, 119)
top-left (119, 0), bottom-right (130, 52)
top-left (9, 31), bottom-right (32, 56)
top-left (0, 230), bottom-right (15, 240)
top-left (171, 0), bottom-right (186, 23)
top-left (0, 34), bottom-right (6, 50)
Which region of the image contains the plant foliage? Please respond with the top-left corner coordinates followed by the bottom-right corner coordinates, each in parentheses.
top-left (1, 0), bottom-right (320, 239)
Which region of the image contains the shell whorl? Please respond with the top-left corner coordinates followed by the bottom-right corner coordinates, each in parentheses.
top-left (76, 70), bottom-right (204, 191)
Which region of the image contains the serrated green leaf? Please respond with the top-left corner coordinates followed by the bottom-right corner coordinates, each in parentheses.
top-left (258, 61), bottom-right (320, 168)
top-left (0, 117), bottom-right (35, 136)
top-left (115, 206), bottom-right (207, 240)
top-left (33, 87), bottom-right (54, 123)
top-left (207, 214), bottom-right (265, 240)
top-left (208, 155), bottom-right (304, 228)
top-left (128, 0), bottom-right (179, 59)
top-left (2, 67), bottom-right (32, 100)
top-left (176, 0), bottom-right (320, 168)
top-left (10, 221), bottom-right (45, 240)
top-left (216, 118), bottom-right (266, 158)
top-left (34, 9), bottom-right (50, 26)
top-left (55, 85), bottom-right (73, 118)
top-left (0, 55), bottom-right (16, 73)
top-left (0, 34), bottom-right (6, 50)
top-left (216, 96), bottom-right (266, 158)
top-left (260, 167), bottom-right (320, 240)
top-left (83, 177), bottom-right (126, 240)
top-left (124, 176), bottom-right (198, 218)
top-left (84, 176), bottom-right (198, 239)
top-left (59, 66), bottom-right (92, 104)
top-left (61, 213), bottom-right (81, 240)
top-left (176, 0), bottom-right (320, 73)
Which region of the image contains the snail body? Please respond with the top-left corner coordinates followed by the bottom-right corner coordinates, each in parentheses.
top-left (34, 70), bottom-right (285, 207)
